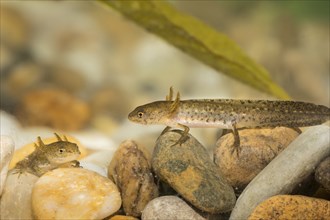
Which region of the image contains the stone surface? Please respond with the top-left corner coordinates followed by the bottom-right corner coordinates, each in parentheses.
top-left (108, 140), bottom-right (158, 217)
top-left (214, 127), bottom-right (299, 192)
top-left (0, 110), bottom-right (21, 138)
top-left (142, 196), bottom-right (205, 220)
top-left (248, 195), bottom-right (330, 220)
top-left (315, 156), bottom-right (330, 191)
top-left (109, 215), bottom-right (139, 220)
top-left (153, 130), bottom-right (236, 213)
top-left (0, 171), bottom-right (39, 219)
top-left (15, 88), bottom-right (90, 130)
top-left (32, 168), bottom-right (121, 219)
top-left (0, 135), bottom-right (15, 195)
top-left (229, 125), bottom-right (330, 220)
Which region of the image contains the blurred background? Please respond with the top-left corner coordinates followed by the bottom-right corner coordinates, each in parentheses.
top-left (1, 1), bottom-right (329, 146)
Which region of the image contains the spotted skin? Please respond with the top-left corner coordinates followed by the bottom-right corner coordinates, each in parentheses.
top-left (128, 88), bottom-right (330, 155)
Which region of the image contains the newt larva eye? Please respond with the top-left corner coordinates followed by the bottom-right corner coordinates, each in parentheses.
top-left (137, 112), bottom-right (144, 118)
top-left (59, 149), bottom-right (65, 153)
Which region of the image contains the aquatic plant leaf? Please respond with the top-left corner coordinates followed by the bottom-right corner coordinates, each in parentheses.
top-left (99, 0), bottom-right (290, 99)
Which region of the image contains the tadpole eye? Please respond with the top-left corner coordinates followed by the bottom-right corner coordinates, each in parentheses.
top-left (59, 149), bottom-right (65, 153)
top-left (137, 112), bottom-right (144, 118)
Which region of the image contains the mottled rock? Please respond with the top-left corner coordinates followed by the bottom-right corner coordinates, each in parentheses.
top-left (32, 168), bottom-right (121, 219)
top-left (0, 171), bottom-right (39, 219)
top-left (315, 156), bottom-right (330, 191)
top-left (15, 88), bottom-right (90, 130)
top-left (0, 135), bottom-right (15, 195)
top-left (214, 127), bottom-right (299, 191)
top-left (230, 125), bottom-right (330, 220)
top-left (248, 195), bottom-right (330, 220)
top-left (108, 140), bottom-right (158, 217)
top-left (153, 130), bottom-right (236, 213)
top-left (142, 196), bottom-right (205, 220)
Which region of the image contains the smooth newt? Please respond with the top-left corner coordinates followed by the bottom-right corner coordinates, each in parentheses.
top-left (128, 88), bottom-right (330, 154)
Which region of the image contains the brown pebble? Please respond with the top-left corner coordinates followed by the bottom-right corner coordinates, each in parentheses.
top-left (153, 130), bottom-right (236, 213)
top-left (108, 140), bottom-right (158, 217)
top-left (15, 88), bottom-right (90, 130)
top-left (248, 195), bottom-right (330, 220)
top-left (214, 127), bottom-right (299, 192)
top-left (315, 156), bottom-right (330, 191)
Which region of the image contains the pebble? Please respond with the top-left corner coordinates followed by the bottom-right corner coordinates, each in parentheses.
top-left (15, 88), bottom-right (90, 130)
top-left (153, 130), bottom-right (236, 213)
top-left (229, 125), bottom-right (330, 220)
top-left (32, 168), bottom-right (121, 219)
top-left (214, 127), bottom-right (299, 192)
top-left (109, 215), bottom-right (139, 220)
top-left (108, 140), bottom-right (158, 217)
top-left (0, 171), bottom-right (39, 219)
top-left (141, 196), bottom-right (206, 220)
top-left (248, 195), bottom-right (330, 220)
top-left (80, 150), bottom-right (115, 169)
top-left (315, 156), bottom-right (330, 191)
top-left (0, 110), bottom-right (21, 138)
top-left (9, 134), bottom-right (88, 169)
top-left (79, 161), bottom-right (107, 177)
top-left (0, 136), bottom-right (15, 195)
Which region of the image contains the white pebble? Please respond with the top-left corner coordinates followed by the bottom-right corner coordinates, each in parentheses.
top-left (32, 168), bottom-right (121, 219)
top-left (79, 161), bottom-right (108, 177)
top-left (0, 135), bottom-right (15, 195)
top-left (230, 125), bottom-right (330, 220)
top-left (80, 150), bottom-right (116, 168)
top-left (0, 172), bottom-right (39, 219)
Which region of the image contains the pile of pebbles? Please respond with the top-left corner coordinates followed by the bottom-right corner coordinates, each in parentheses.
top-left (1, 111), bottom-right (329, 219)
top-left (1, 2), bottom-right (329, 220)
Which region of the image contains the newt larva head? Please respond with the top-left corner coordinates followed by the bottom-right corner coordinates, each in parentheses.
top-left (128, 101), bottom-right (172, 125)
top-left (43, 141), bottom-right (81, 164)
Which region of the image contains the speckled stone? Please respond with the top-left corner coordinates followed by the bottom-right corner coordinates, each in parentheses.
top-left (32, 168), bottom-right (121, 219)
top-left (315, 156), bottom-right (330, 191)
top-left (142, 196), bottom-right (205, 220)
top-left (152, 130), bottom-right (236, 213)
top-left (248, 195), bottom-right (330, 220)
top-left (108, 140), bottom-right (158, 217)
top-left (214, 127), bottom-right (299, 192)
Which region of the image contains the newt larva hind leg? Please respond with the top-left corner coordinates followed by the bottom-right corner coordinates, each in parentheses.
top-left (161, 126), bottom-right (171, 135)
top-left (167, 124), bottom-right (190, 147)
top-left (230, 123), bottom-right (242, 157)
